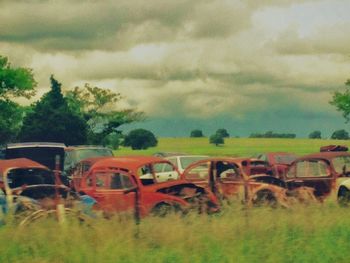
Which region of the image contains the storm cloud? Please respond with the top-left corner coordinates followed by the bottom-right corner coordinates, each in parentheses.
top-left (1, 0), bottom-right (349, 136)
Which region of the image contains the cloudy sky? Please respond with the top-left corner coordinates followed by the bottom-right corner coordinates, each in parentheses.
top-left (1, 0), bottom-right (349, 137)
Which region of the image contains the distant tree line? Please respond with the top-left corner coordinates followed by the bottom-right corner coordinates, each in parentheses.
top-left (249, 131), bottom-right (296, 139)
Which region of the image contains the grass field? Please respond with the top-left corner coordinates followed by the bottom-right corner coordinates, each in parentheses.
top-left (4, 138), bottom-right (350, 263)
top-left (1, 204), bottom-right (350, 263)
top-left (115, 137), bottom-right (350, 157)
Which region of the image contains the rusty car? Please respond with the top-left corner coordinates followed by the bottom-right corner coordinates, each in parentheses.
top-left (71, 156), bottom-right (219, 217)
top-left (2, 143), bottom-right (114, 184)
top-left (181, 157), bottom-right (288, 207)
top-left (0, 158), bottom-right (94, 225)
top-left (283, 151), bottom-right (350, 204)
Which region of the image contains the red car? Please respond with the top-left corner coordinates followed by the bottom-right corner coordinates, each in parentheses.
top-left (254, 152), bottom-right (297, 178)
top-left (182, 157), bottom-right (288, 207)
top-left (71, 156), bottom-right (219, 217)
top-left (283, 151), bottom-right (350, 203)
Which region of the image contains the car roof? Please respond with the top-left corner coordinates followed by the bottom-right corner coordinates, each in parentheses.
top-left (90, 156), bottom-right (168, 171)
top-left (6, 142), bottom-right (66, 149)
top-left (0, 158), bottom-right (49, 174)
top-left (298, 151), bottom-right (350, 161)
top-left (65, 145), bottom-right (112, 151)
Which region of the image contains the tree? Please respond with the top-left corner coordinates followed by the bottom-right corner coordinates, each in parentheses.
top-left (331, 129), bottom-right (349, 140)
top-left (216, 128), bottom-right (230, 138)
top-left (309, 130), bottom-right (322, 139)
top-left (209, 133), bottom-right (224, 146)
top-left (65, 84), bottom-right (144, 145)
top-left (123, 129), bottom-right (158, 150)
top-left (330, 80), bottom-right (350, 122)
top-left (0, 55), bottom-right (36, 144)
top-left (190, 129), bottom-right (204, 137)
top-left (19, 76), bottom-right (87, 145)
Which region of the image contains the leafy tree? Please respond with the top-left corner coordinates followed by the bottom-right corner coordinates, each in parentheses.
top-left (190, 129), bottom-right (204, 137)
top-left (309, 130), bottom-right (322, 139)
top-left (331, 129), bottom-right (349, 140)
top-left (0, 55), bottom-right (36, 144)
top-left (216, 128), bottom-right (230, 138)
top-left (209, 133), bottom-right (224, 146)
top-left (0, 56), bottom-right (36, 100)
top-left (65, 84), bottom-right (144, 145)
top-left (330, 80), bottom-right (350, 121)
top-left (19, 76), bottom-right (87, 145)
top-left (123, 129), bottom-right (158, 150)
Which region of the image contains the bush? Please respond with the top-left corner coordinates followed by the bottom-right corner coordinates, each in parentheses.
top-left (190, 129), bottom-right (204, 137)
top-left (209, 133), bottom-right (224, 146)
top-left (216, 128), bottom-right (230, 138)
top-left (331, 129), bottom-right (349, 140)
top-left (123, 129), bottom-right (158, 150)
top-left (309, 131), bottom-right (321, 139)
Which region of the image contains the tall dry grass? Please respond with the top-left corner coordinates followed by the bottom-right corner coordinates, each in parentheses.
top-left (1, 203), bottom-right (350, 263)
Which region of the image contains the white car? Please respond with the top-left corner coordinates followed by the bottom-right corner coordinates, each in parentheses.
top-left (164, 155), bottom-right (209, 174)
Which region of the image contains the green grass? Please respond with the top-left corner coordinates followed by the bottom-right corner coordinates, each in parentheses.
top-left (115, 137), bottom-right (350, 157)
top-left (1, 204), bottom-right (350, 263)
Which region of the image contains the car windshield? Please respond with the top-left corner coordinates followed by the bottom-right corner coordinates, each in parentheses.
top-left (6, 168), bottom-right (55, 188)
top-left (74, 149), bottom-right (113, 162)
top-left (332, 156), bottom-right (350, 174)
top-left (274, 155), bottom-right (297, 165)
top-left (180, 156), bottom-right (208, 170)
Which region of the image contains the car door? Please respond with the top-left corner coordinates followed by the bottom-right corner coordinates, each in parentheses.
top-left (286, 159), bottom-right (333, 198)
top-left (153, 162), bottom-right (179, 182)
top-left (91, 170), bottom-right (137, 213)
top-left (183, 161), bottom-right (211, 189)
top-left (214, 160), bottom-right (245, 200)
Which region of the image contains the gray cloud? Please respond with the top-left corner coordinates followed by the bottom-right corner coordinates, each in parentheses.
top-left (1, 0), bottom-right (349, 136)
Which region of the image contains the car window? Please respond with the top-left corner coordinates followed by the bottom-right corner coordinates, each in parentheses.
top-left (110, 173), bottom-right (135, 189)
top-left (153, 163), bottom-right (165, 173)
top-left (295, 160), bottom-right (329, 178)
top-left (180, 156), bottom-right (208, 170)
top-left (286, 165), bottom-right (296, 178)
top-left (138, 165), bottom-right (154, 185)
top-left (216, 161), bottom-right (241, 181)
top-left (95, 173), bottom-right (108, 188)
top-left (332, 156), bottom-right (350, 174)
top-left (274, 155), bottom-right (297, 165)
top-left (163, 163), bottom-right (175, 172)
top-left (184, 162), bottom-right (210, 180)
top-left (167, 157), bottom-right (178, 167)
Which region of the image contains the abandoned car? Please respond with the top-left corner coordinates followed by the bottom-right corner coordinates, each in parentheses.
top-left (2, 142), bottom-right (114, 185)
top-left (71, 156), bottom-right (219, 217)
top-left (283, 151), bottom-right (350, 204)
top-left (182, 157), bottom-right (288, 207)
top-left (0, 158), bottom-right (95, 225)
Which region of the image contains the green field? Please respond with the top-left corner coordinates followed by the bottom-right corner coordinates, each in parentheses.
top-left (4, 138), bottom-right (350, 263)
top-left (115, 137), bottom-right (350, 157)
top-left (2, 204), bottom-right (350, 263)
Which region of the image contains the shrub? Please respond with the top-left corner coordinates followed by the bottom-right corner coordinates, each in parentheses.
top-left (209, 133), bottom-right (224, 146)
top-left (123, 129), bottom-right (158, 150)
top-left (331, 129), bottom-right (349, 140)
top-left (190, 129), bottom-right (204, 137)
top-left (309, 131), bottom-right (321, 139)
top-left (216, 128), bottom-right (230, 138)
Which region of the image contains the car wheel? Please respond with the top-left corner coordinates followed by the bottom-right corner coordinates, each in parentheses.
top-left (150, 203), bottom-right (181, 217)
top-left (338, 187), bottom-right (350, 207)
top-left (252, 190), bottom-right (278, 208)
